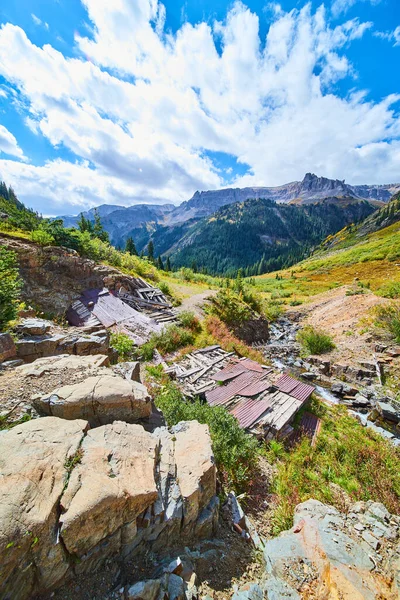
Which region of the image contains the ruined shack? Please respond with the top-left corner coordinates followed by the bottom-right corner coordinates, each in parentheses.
top-left (168, 347), bottom-right (315, 440)
top-left (67, 276), bottom-right (177, 344)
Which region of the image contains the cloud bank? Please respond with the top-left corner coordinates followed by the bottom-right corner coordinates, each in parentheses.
top-left (0, 1), bottom-right (399, 213)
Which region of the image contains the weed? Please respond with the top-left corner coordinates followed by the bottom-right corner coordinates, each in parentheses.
top-left (297, 326), bottom-right (335, 355)
top-left (110, 332), bottom-right (135, 360)
top-left (177, 310), bottom-right (201, 332)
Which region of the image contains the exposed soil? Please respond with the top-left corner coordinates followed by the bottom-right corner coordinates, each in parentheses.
top-left (176, 290), bottom-right (217, 319)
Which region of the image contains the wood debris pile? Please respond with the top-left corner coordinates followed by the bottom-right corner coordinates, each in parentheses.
top-left (168, 346), bottom-right (316, 440)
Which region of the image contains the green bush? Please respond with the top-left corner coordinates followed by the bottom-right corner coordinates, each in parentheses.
top-left (205, 289), bottom-right (254, 325)
top-left (297, 325), bottom-right (335, 355)
top-left (139, 324), bottom-right (194, 359)
top-left (374, 304), bottom-right (400, 343)
top-left (0, 247), bottom-right (21, 328)
top-left (31, 229), bottom-right (55, 246)
top-left (377, 282), bottom-right (400, 299)
top-left (158, 281), bottom-right (172, 296)
top-left (263, 299), bottom-right (284, 321)
top-left (152, 378), bottom-right (259, 492)
top-left (177, 310), bottom-right (201, 332)
top-left (110, 332), bottom-right (135, 359)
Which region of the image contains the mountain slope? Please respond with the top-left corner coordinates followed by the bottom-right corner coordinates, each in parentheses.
top-left (164, 196), bottom-right (376, 276)
top-left (168, 173), bottom-right (400, 223)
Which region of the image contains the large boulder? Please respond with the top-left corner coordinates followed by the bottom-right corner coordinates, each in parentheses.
top-left (15, 330), bottom-right (109, 362)
top-left (261, 499), bottom-right (400, 599)
top-left (0, 418), bottom-right (218, 600)
top-left (33, 374), bottom-right (152, 426)
top-left (0, 417), bottom-right (89, 600)
top-left (15, 353), bottom-right (109, 377)
top-left (15, 318), bottom-right (52, 336)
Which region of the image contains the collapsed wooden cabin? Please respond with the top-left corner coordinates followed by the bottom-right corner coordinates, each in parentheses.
top-left (168, 346), bottom-right (315, 440)
top-left (67, 276), bottom-right (177, 344)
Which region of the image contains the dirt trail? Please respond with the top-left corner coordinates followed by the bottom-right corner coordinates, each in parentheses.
top-left (176, 290), bottom-right (217, 318)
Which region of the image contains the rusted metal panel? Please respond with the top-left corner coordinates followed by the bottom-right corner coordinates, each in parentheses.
top-left (230, 396), bottom-right (273, 429)
top-left (238, 358), bottom-right (264, 372)
top-left (275, 374), bottom-right (314, 403)
top-left (210, 362), bottom-right (246, 382)
top-left (206, 371), bottom-right (262, 406)
top-left (240, 378), bottom-right (272, 397)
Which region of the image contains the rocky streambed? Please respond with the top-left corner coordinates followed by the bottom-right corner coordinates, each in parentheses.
top-left (260, 315), bottom-right (400, 446)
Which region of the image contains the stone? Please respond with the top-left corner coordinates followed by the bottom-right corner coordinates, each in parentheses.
top-left (15, 318), bottom-right (52, 336)
top-left (168, 574), bottom-right (186, 600)
top-left (232, 583), bottom-right (264, 600)
top-left (0, 418), bottom-right (218, 600)
top-left (331, 382), bottom-right (343, 395)
top-left (0, 332), bottom-right (16, 363)
top-left (376, 401), bottom-right (400, 423)
top-left (16, 353), bottom-right (109, 377)
top-left (0, 417), bottom-right (88, 600)
top-left (115, 360), bottom-right (141, 383)
top-left (126, 579), bottom-right (161, 600)
top-left (33, 374), bottom-right (152, 426)
top-left (172, 421), bottom-right (216, 528)
top-left (301, 372), bottom-right (317, 381)
top-left (1, 358), bottom-right (24, 368)
top-left (262, 499), bottom-right (393, 599)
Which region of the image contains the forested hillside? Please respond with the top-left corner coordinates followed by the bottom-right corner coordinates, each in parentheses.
top-left (164, 197), bottom-right (376, 276)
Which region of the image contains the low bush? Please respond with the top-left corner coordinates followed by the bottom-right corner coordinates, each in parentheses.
top-left (0, 247), bottom-right (21, 328)
top-left (177, 310), bottom-right (201, 332)
top-left (148, 372), bottom-right (260, 492)
top-left (263, 299), bottom-right (284, 321)
top-left (374, 304), bottom-right (400, 343)
top-left (205, 289), bottom-right (253, 325)
top-left (377, 282), bottom-right (400, 299)
top-left (297, 325), bottom-right (335, 355)
top-left (31, 229), bottom-right (55, 246)
top-left (110, 332), bottom-right (135, 360)
top-left (139, 324), bottom-right (195, 359)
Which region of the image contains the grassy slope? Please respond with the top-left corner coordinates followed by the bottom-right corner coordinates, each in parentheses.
top-left (253, 220), bottom-right (400, 303)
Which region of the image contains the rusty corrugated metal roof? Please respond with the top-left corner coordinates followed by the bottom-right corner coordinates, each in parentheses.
top-left (275, 374), bottom-right (314, 403)
top-left (240, 378), bottom-right (272, 397)
top-left (238, 358), bottom-right (264, 372)
top-left (206, 371), bottom-right (262, 406)
top-left (230, 396), bottom-right (273, 429)
top-left (210, 362), bottom-right (246, 382)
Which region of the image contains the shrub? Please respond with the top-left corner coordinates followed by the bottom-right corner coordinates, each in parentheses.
top-left (0, 247), bottom-right (21, 328)
top-left (297, 325), bottom-right (335, 355)
top-left (377, 282), bottom-right (400, 299)
top-left (158, 281), bottom-right (172, 296)
top-left (31, 229), bottom-right (55, 246)
top-left (139, 324), bottom-right (195, 359)
top-left (374, 304), bottom-right (400, 343)
top-left (205, 289), bottom-right (253, 325)
top-left (110, 332), bottom-right (135, 359)
top-left (150, 377), bottom-right (260, 492)
top-left (204, 316), bottom-right (264, 362)
top-left (263, 299), bottom-right (284, 321)
top-left (177, 310), bottom-right (201, 332)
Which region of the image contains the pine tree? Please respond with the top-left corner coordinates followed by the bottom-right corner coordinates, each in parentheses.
top-left (147, 240), bottom-right (154, 261)
top-left (77, 214), bottom-right (93, 234)
top-left (92, 209), bottom-right (109, 242)
top-left (165, 256), bottom-right (172, 271)
top-left (125, 236), bottom-right (138, 255)
top-left (157, 255), bottom-right (164, 270)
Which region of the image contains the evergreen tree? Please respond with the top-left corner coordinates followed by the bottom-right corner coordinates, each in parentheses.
top-left (92, 209), bottom-right (109, 242)
top-left (165, 256), bottom-right (172, 271)
top-left (125, 236), bottom-right (138, 255)
top-left (147, 240), bottom-right (155, 261)
top-left (140, 250), bottom-right (144, 259)
top-left (157, 255), bottom-right (164, 270)
top-left (77, 214), bottom-right (93, 234)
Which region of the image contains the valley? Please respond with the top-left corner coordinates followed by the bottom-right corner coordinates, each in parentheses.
top-left (1, 182), bottom-right (400, 600)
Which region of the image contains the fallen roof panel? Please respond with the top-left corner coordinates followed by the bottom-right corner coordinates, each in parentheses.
top-left (275, 374), bottom-right (315, 403)
top-left (206, 371), bottom-right (263, 406)
top-left (230, 396), bottom-right (273, 429)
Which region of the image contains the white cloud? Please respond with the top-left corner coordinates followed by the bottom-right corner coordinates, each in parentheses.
top-left (331, 0), bottom-right (381, 18)
top-left (31, 13), bottom-right (49, 30)
top-left (375, 26), bottom-right (400, 47)
top-left (0, 124), bottom-right (25, 160)
top-left (0, 1), bottom-right (398, 214)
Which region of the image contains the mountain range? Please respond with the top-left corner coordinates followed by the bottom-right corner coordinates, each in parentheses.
top-left (59, 173), bottom-right (400, 275)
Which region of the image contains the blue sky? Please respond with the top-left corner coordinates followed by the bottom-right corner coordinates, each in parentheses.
top-left (0, 0), bottom-right (399, 215)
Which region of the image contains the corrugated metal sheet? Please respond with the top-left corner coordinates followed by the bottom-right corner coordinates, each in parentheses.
top-left (275, 374), bottom-right (315, 403)
top-left (210, 362), bottom-right (246, 382)
top-left (73, 288), bottom-right (140, 328)
top-left (238, 358), bottom-right (264, 372)
top-left (230, 396), bottom-right (273, 429)
top-left (240, 378), bottom-right (272, 397)
top-left (206, 371), bottom-right (262, 406)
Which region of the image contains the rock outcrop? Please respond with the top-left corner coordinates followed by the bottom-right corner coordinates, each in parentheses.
top-left (0, 333), bottom-right (16, 363)
top-left (14, 318), bottom-right (110, 362)
top-left (0, 418), bottom-right (218, 600)
top-left (235, 499), bottom-right (400, 600)
top-left (33, 374), bottom-right (152, 426)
